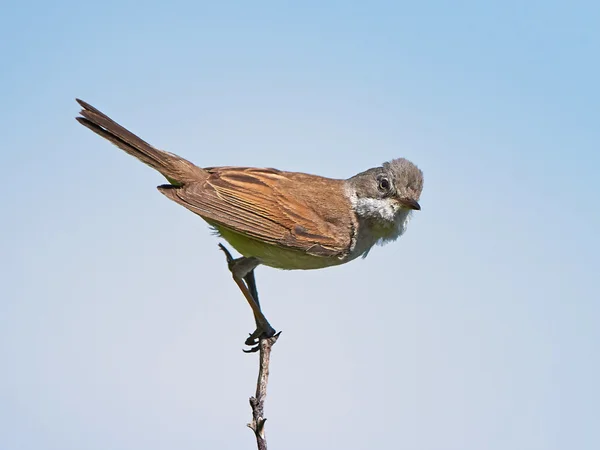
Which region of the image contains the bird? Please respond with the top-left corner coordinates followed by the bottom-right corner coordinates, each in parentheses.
top-left (75, 99), bottom-right (423, 350)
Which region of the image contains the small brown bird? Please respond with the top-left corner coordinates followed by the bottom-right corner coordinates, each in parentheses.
top-left (76, 99), bottom-right (423, 349)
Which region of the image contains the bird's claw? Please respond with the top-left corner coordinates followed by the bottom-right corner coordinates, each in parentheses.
top-left (243, 325), bottom-right (277, 353)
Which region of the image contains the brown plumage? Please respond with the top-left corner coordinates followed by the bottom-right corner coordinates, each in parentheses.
top-left (76, 99), bottom-right (355, 263)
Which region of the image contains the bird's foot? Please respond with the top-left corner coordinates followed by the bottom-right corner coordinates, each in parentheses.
top-left (243, 323), bottom-right (278, 353)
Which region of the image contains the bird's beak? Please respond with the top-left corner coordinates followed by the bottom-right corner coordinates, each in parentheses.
top-left (397, 198), bottom-right (421, 210)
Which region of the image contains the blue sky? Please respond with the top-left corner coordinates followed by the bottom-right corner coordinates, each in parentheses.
top-left (1, 1), bottom-right (599, 449)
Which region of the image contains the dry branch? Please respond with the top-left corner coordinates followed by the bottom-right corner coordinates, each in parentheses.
top-left (247, 333), bottom-right (280, 450)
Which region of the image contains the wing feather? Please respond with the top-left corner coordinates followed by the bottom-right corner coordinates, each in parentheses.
top-left (158, 167), bottom-right (354, 257)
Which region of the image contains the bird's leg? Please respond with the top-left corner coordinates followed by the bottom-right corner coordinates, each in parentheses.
top-left (243, 269), bottom-right (260, 310)
top-left (240, 268), bottom-right (277, 349)
top-left (218, 244), bottom-right (276, 351)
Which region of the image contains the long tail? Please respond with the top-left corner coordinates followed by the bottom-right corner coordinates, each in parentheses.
top-left (76, 99), bottom-right (206, 185)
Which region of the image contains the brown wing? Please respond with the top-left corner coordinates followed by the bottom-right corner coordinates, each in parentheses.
top-left (158, 167), bottom-right (355, 257)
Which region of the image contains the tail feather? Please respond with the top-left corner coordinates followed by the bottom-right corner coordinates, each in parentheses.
top-left (76, 99), bottom-right (206, 185)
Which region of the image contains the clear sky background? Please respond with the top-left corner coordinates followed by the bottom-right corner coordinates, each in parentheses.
top-left (1, 1), bottom-right (599, 449)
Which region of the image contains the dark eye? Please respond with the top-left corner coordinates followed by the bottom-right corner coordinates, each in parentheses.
top-left (378, 177), bottom-right (391, 192)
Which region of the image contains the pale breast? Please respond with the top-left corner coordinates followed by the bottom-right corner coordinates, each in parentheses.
top-left (215, 225), bottom-right (348, 270)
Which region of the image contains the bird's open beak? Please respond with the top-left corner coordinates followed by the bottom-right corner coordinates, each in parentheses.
top-left (398, 198), bottom-right (421, 210)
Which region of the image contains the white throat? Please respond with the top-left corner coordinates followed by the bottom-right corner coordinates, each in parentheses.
top-left (346, 191), bottom-right (413, 259)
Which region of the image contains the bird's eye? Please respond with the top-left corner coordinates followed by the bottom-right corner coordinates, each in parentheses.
top-left (378, 177), bottom-right (391, 192)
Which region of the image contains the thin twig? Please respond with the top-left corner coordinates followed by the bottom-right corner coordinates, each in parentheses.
top-left (247, 333), bottom-right (280, 450)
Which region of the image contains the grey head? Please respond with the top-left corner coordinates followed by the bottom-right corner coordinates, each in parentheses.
top-left (345, 158), bottom-right (424, 249)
